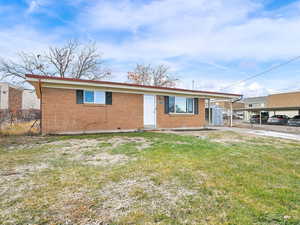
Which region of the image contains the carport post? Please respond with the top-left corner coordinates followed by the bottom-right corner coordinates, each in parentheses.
top-left (260, 111), bottom-right (262, 125)
top-left (208, 99), bottom-right (211, 126)
top-left (230, 101), bottom-right (233, 127)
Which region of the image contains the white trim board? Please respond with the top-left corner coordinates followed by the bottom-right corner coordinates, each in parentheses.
top-left (27, 77), bottom-right (240, 99)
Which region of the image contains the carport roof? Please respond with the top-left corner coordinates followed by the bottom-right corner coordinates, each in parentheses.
top-left (234, 106), bottom-right (300, 112)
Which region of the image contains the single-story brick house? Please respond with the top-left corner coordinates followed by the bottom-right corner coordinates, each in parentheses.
top-left (26, 74), bottom-right (241, 134)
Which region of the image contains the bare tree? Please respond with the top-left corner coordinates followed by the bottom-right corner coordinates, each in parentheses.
top-left (128, 64), bottom-right (178, 87)
top-left (0, 40), bottom-right (111, 84)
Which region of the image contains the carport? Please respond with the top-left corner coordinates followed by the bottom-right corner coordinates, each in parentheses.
top-left (235, 106), bottom-right (300, 125)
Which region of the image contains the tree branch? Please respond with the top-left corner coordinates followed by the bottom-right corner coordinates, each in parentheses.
top-left (127, 64), bottom-right (178, 87)
top-left (0, 40), bottom-right (111, 84)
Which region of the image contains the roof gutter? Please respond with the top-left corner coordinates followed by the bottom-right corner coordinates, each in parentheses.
top-left (232, 96), bottom-right (243, 103)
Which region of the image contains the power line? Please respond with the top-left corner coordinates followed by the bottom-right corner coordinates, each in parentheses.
top-left (220, 55), bottom-right (300, 91)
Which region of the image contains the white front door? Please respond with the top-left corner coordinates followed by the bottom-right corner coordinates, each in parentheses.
top-left (144, 95), bottom-right (156, 128)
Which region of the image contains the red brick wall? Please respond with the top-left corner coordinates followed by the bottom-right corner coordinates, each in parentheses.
top-left (156, 96), bottom-right (205, 128)
top-left (41, 88), bottom-right (206, 134)
top-left (41, 88), bottom-right (144, 134)
top-left (8, 87), bottom-right (22, 113)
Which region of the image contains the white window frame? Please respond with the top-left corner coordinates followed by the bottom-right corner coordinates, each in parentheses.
top-left (83, 90), bottom-right (106, 104)
top-left (169, 96), bottom-right (194, 114)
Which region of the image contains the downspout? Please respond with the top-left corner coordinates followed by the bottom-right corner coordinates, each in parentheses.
top-left (38, 79), bottom-right (43, 135)
top-left (208, 98), bottom-right (211, 126)
top-left (230, 102), bottom-right (233, 127)
top-left (260, 111), bottom-right (262, 126)
top-left (232, 96), bottom-right (243, 104)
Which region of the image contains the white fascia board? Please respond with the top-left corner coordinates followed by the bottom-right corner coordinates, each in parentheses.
top-left (26, 77), bottom-right (240, 99)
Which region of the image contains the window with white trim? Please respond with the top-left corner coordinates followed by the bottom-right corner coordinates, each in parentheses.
top-left (169, 96), bottom-right (194, 113)
top-left (84, 90), bottom-right (105, 104)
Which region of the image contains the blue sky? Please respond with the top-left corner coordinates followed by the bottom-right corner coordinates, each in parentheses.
top-left (1, 0), bottom-right (300, 96)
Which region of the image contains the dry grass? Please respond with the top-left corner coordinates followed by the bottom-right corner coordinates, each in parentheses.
top-left (0, 121), bottom-right (39, 136)
top-left (0, 132), bottom-right (299, 224)
top-left (47, 137), bottom-right (152, 166)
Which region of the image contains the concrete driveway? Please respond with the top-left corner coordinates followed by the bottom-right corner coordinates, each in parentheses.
top-left (233, 120), bottom-right (300, 134)
top-left (216, 127), bottom-right (300, 141)
top-left (160, 127), bottom-right (300, 141)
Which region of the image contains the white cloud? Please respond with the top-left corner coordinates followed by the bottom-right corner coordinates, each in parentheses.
top-left (74, 0), bottom-right (300, 96)
top-left (26, 0), bottom-right (56, 14)
top-left (80, 0), bottom-right (300, 62)
top-left (191, 79), bottom-right (272, 97)
top-left (1, 0), bottom-right (300, 96)
top-left (27, 0), bottom-right (39, 13)
top-left (84, 0), bottom-right (258, 31)
top-left (0, 25), bottom-right (59, 59)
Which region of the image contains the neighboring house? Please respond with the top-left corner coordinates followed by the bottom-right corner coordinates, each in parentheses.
top-left (0, 82), bottom-right (40, 120)
top-left (22, 89), bottom-right (40, 110)
top-left (244, 96), bottom-right (267, 108)
top-left (243, 96), bottom-right (267, 121)
top-left (26, 74), bottom-right (241, 134)
top-left (0, 82), bottom-right (23, 115)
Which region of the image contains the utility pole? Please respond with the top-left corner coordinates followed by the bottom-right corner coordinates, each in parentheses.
top-left (192, 80), bottom-right (195, 90)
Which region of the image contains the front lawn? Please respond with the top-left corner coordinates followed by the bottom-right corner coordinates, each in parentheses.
top-left (0, 131), bottom-right (299, 224)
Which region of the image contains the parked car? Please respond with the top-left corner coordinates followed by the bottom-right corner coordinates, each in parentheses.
top-left (250, 114), bottom-right (268, 124)
top-left (287, 115), bottom-right (300, 126)
top-left (267, 115), bottom-right (289, 125)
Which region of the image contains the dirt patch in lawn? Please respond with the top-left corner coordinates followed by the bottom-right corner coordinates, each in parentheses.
top-left (0, 162), bottom-right (51, 193)
top-left (49, 137), bottom-right (152, 166)
top-left (83, 153), bottom-right (131, 166)
top-left (1, 162), bottom-right (50, 177)
top-left (0, 136), bottom-right (50, 150)
top-left (33, 175), bottom-right (197, 224)
top-left (195, 131), bottom-right (255, 144)
top-left (97, 176), bottom-right (197, 222)
top-left (0, 162), bottom-right (50, 219)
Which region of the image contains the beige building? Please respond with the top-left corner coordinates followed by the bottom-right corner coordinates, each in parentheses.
top-left (234, 91), bottom-right (300, 121)
top-left (267, 91), bottom-right (300, 117)
top-left (242, 96), bottom-right (267, 121)
top-left (22, 89), bottom-right (40, 110)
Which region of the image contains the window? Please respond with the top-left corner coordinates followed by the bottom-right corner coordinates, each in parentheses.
top-left (95, 91), bottom-right (105, 104)
top-left (187, 98), bottom-right (193, 113)
top-left (84, 91), bottom-right (94, 103)
top-left (169, 96), bottom-right (194, 113)
top-left (175, 97), bottom-right (186, 113)
top-left (84, 90), bottom-right (105, 104)
top-left (169, 96), bottom-right (175, 113)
